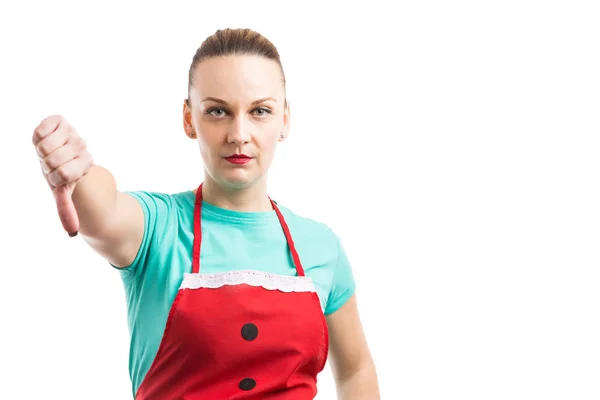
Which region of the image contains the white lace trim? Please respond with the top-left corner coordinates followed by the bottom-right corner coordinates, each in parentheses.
top-left (180, 269), bottom-right (316, 293)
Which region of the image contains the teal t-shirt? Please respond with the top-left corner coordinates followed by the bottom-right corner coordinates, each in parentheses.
top-left (113, 190), bottom-right (356, 396)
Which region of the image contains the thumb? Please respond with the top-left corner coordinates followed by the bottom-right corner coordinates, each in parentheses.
top-left (54, 184), bottom-right (80, 237)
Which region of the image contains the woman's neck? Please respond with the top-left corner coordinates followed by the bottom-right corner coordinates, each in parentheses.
top-left (197, 175), bottom-right (273, 212)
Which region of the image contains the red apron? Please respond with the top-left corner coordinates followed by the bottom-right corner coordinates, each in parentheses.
top-left (135, 184), bottom-right (329, 399)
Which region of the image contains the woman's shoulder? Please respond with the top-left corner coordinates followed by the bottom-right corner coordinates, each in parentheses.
top-left (277, 204), bottom-right (340, 245)
top-left (126, 189), bottom-right (194, 209)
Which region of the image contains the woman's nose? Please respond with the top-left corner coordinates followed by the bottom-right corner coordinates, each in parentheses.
top-left (227, 116), bottom-right (252, 144)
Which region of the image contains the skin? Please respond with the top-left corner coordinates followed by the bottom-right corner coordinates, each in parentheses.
top-left (183, 55), bottom-right (289, 212)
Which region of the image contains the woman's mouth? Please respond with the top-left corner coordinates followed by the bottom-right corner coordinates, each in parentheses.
top-left (224, 154), bottom-right (252, 165)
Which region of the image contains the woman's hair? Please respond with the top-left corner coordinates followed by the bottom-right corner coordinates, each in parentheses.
top-left (187, 28), bottom-right (286, 103)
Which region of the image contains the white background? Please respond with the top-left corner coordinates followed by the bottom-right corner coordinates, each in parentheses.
top-left (1, 0), bottom-right (599, 399)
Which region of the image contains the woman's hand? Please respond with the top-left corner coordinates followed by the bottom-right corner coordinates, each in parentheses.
top-left (33, 115), bottom-right (94, 236)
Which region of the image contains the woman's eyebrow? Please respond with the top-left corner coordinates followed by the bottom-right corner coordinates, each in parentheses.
top-left (251, 97), bottom-right (278, 105)
top-left (201, 96), bottom-right (228, 104)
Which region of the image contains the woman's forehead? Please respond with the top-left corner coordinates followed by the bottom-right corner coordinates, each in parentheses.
top-left (191, 55), bottom-right (284, 101)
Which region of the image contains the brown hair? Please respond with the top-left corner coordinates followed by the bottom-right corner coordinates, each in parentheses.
top-left (187, 28), bottom-right (286, 103)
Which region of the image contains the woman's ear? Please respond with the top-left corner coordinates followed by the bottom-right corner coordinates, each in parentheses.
top-left (279, 100), bottom-right (291, 142)
top-left (183, 99), bottom-right (195, 138)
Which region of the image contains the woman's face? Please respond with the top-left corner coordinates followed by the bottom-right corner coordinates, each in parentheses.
top-left (184, 55), bottom-right (290, 189)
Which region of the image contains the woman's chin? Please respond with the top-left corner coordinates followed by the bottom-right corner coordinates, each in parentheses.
top-left (217, 170), bottom-right (259, 189)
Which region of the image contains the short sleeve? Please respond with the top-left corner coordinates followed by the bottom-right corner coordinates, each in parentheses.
top-left (324, 239), bottom-right (357, 316)
top-left (110, 191), bottom-right (174, 277)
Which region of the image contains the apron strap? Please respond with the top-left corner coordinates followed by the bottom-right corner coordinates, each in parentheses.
top-left (270, 198), bottom-right (306, 277)
top-left (191, 183), bottom-right (305, 277)
top-left (191, 184), bottom-right (203, 274)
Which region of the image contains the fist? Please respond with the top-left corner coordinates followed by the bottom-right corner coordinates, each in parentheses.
top-left (33, 115), bottom-right (94, 236)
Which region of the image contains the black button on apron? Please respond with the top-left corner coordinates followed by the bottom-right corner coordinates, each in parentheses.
top-left (241, 323), bottom-right (258, 341)
top-left (239, 378), bottom-right (256, 391)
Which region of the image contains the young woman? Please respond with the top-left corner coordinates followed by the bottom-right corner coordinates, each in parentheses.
top-left (33, 28), bottom-right (379, 399)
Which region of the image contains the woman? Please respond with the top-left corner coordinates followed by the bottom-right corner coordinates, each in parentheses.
top-left (32, 28), bottom-right (379, 399)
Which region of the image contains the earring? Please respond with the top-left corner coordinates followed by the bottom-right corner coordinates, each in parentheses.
top-left (189, 131), bottom-right (195, 138)
top-left (280, 134), bottom-right (284, 139)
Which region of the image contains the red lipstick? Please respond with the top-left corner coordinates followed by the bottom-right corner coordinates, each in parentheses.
top-left (225, 154), bottom-right (252, 164)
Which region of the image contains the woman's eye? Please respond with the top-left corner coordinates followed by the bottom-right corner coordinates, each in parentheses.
top-left (253, 107), bottom-right (272, 117)
top-left (207, 108), bottom-right (227, 117)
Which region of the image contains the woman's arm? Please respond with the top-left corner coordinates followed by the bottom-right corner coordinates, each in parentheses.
top-left (326, 294), bottom-right (380, 399)
top-left (72, 164), bottom-right (145, 268)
